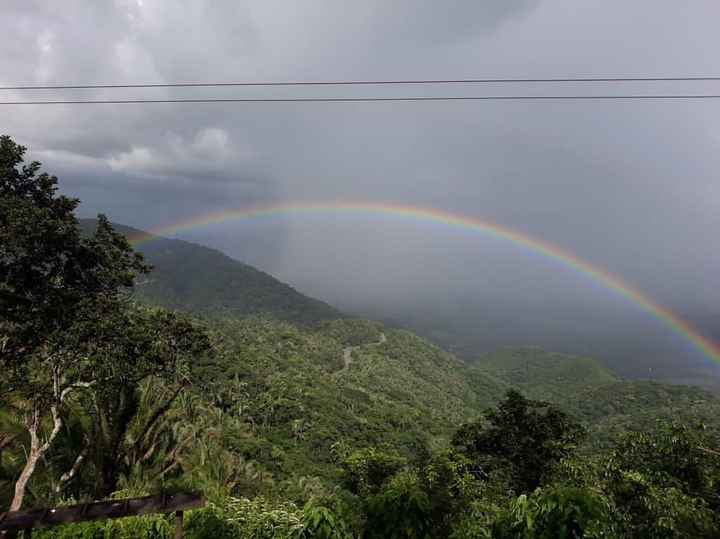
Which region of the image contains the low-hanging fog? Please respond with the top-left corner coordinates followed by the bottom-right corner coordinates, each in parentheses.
top-left (2, 1), bottom-right (719, 384)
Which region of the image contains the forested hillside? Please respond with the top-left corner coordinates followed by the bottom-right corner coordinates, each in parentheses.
top-left (79, 219), bottom-right (343, 325)
top-left (472, 347), bottom-right (618, 401)
top-left (192, 317), bottom-right (503, 482)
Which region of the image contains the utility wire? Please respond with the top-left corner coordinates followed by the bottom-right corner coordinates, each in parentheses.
top-left (3, 95), bottom-right (720, 105)
top-left (2, 76), bottom-right (720, 90)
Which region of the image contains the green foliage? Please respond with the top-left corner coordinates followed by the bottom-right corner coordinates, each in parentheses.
top-left (187, 497), bottom-right (352, 539)
top-left (471, 347), bottom-right (720, 452)
top-left (177, 317), bottom-right (502, 494)
top-left (473, 348), bottom-right (617, 401)
top-left (0, 136), bottom-right (212, 511)
top-left (189, 498), bottom-right (304, 539)
top-left (601, 421), bottom-right (720, 538)
top-left (0, 136), bottom-right (148, 510)
top-left (364, 471), bottom-right (432, 539)
top-left (453, 390), bottom-right (585, 493)
top-left (604, 470), bottom-right (718, 538)
top-left (34, 499), bottom-right (353, 539)
top-left (184, 507), bottom-right (239, 539)
top-left (1, 135), bottom-right (148, 363)
top-left (34, 514), bottom-right (173, 539)
top-left (316, 319), bottom-right (383, 346)
top-left (420, 448), bottom-right (484, 534)
top-left (339, 447), bottom-right (407, 496)
top-left (607, 420), bottom-right (720, 505)
top-left (491, 486), bottom-right (611, 539)
top-left (575, 382), bottom-right (720, 451)
top-left (449, 498), bottom-right (504, 539)
top-left (300, 503), bottom-right (353, 539)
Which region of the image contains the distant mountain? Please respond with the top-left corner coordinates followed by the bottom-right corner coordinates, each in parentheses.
top-left (79, 219), bottom-right (343, 324)
top-left (473, 346), bottom-right (618, 402)
top-left (469, 347), bottom-right (720, 450)
top-left (363, 302), bottom-right (720, 389)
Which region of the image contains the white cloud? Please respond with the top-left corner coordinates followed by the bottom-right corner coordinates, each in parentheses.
top-left (106, 128), bottom-right (253, 179)
top-left (34, 148), bottom-right (108, 172)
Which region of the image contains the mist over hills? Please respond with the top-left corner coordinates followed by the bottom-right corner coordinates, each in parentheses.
top-left (68, 221), bottom-right (720, 438)
top-left (84, 218), bottom-right (719, 390)
top-left (343, 292), bottom-right (720, 390)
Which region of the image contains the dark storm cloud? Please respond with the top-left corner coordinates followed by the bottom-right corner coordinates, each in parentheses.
top-left (2, 1), bottom-right (719, 380)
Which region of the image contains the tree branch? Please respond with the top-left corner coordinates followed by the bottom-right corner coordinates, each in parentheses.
top-left (55, 442), bottom-right (88, 494)
top-left (59, 381), bottom-right (95, 403)
top-left (0, 434), bottom-right (18, 452)
top-left (41, 405), bottom-right (63, 455)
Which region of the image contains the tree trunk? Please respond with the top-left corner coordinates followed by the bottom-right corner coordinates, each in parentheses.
top-left (10, 450), bottom-right (41, 512)
top-left (97, 457), bottom-right (121, 499)
top-left (93, 385), bottom-right (138, 499)
top-left (10, 405), bottom-right (62, 512)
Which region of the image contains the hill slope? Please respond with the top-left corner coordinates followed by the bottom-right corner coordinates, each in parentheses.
top-left (175, 321), bottom-right (720, 488)
top-left (77, 220), bottom-right (720, 471)
top-left (470, 347), bottom-right (720, 450)
top-left (473, 346), bottom-right (618, 402)
top-left (79, 219), bottom-right (342, 324)
top-left (199, 318), bottom-right (507, 484)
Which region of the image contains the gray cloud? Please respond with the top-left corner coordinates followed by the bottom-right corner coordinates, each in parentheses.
top-left (2, 0), bottom-right (719, 381)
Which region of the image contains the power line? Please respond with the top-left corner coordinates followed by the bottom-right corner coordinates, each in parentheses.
top-left (2, 76), bottom-right (720, 90)
top-left (2, 95), bottom-right (720, 105)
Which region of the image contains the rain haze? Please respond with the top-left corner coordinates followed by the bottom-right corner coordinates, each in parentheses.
top-left (2, 1), bottom-right (719, 383)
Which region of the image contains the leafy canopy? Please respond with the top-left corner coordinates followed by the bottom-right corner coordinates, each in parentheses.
top-left (452, 390), bottom-right (585, 493)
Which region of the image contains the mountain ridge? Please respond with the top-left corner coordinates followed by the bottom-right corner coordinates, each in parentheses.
top-left (79, 218), bottom-right (344, 325)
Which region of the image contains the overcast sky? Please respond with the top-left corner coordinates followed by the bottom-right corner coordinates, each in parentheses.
top-left (2, 1), bottom-right (719, 377)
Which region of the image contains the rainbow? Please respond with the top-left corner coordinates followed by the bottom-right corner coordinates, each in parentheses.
top-left (129, 201), bottom-right (720, 364)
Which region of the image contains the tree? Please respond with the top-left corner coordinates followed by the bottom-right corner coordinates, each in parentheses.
top-left (606, 420), bottom-right (720, 509)
top-left (452, 390), bottom-right (585, 493)
top-left (0, 135), bottom-right (210, 510)
top-left (491, 486), bottom-right (612, 539)
top-left (601, 421), bottom-right (720, 537)
top-left (74, 305), bottom-right (212, 497)
top-left (384, 447), bottom-right (485, 537)
top-left (364, 471), bottom-right (432, 539)
top-left (337, 447), bottom-right (407, 496)
top-left (0, 135), bottom-right (147, 357)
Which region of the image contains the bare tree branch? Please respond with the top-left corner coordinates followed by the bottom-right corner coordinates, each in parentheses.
top-left (55, 442), bottom-right (89, 494)
top-left (0, 434), bottom-right (18, 452)
top-left (60, 382), bottom-right (95, 403)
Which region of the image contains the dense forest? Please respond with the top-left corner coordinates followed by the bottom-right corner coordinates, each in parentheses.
top-left (2, 134), bottom-right (720, 537)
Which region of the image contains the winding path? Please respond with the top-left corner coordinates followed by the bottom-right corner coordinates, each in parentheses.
top-left (340, 332), bottom-right (387, 373)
